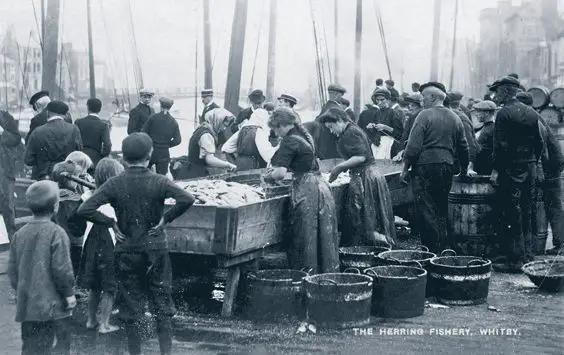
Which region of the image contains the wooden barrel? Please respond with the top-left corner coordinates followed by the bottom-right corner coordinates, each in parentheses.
top-left (550, 87), bottom-right (564, 109)
top-left (539, 106), bottom-right (562, 127)
top-left (448, 175), bottom-right (497, 257)
top-left (554, 125), bottom-right (564, 209)
top-left (528, 86), bottom-right (551, 109)
top-left (534, 188), bottom-right (549, 255)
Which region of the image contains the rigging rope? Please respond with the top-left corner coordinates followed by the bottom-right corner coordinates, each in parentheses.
top-left (373, 0), bottom-right (392, 81)
top-left (15, 33), bottom-right (33, 111)
top-left (98, 0), bottom-right (120, 104)
top-left (317, 0), bottom-right (333, 84)
top-left (194, 0), bottom-right (199, 128)
top-left (127, 0), bottom-right (143, 91)
top-left (309, 0), bottom-right (325, 105)
top-left (449, 0), bottom-right (459, 90)
top-left (249, 0), bottom-right (266, 92)
top-left (30, 0), bottom-right (44, 50)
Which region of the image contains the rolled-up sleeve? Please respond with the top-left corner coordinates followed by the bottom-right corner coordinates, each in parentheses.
top-left (255, 128), bottom-right (278, 163)
top-left (198, 133), bottom-right (216, 159)
top-left (221, 131), bottom-right (239, 154)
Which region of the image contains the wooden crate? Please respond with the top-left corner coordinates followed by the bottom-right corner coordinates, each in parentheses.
top-left (165, 195), bottom-right (288, 257)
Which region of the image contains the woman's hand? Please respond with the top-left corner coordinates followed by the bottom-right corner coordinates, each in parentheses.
top-left (328, 167), bottom-right (341, 183)
top-left (226, 162), bottom-right (237, 172)
top-left (467, 169), bottom-right (478, 177)
top-left (489, 170), bottom-right (499, 186)
top-left (112, 222), bottom-right (126, 243)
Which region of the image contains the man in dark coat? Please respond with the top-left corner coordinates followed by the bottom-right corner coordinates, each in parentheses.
top-left (467, 100), bottom-right (497, 175)
top-left (231, 89), bottom-right (265, 134)
top-left (304, 84), bottom-right (347, 159)
top-left (489, 76), bottom-right (543, 272)
top-left (200, 89), bottom-right (220, 123)
top-left (340, 97), bottom-right (357, 123)
top-left (412, 82), bottom-right (421, 93)
top-left (385, 80), bottom-right (400, 104)
top-left (26, 91), bottom-right (72, 143)
top-left (24, 101), bottom-right (83, 180)
top-left (0, 110), bottom-right (23, 242)
top-left (74, 98), bottom-right (112, 169)
top-left (127, 88), bottom-right (155, 134)
top-left (142, 97), bottom-right (181, 175)
top-left (447, 91), bottom-right (478, 174)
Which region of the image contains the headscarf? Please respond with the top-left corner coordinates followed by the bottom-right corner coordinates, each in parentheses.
top-left (203, 107), bottom-right (235, 139)
top-left (245, 108), bottom-right (270, 130)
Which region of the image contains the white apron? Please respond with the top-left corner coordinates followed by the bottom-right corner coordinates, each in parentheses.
top-left (372, 136), bottom-right (394, 160)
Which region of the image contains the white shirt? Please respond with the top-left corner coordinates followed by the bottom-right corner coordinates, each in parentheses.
top-left (89, 113), bottom-right (100, 118)
top-left (47, 115), bottom-right (64, 122)
top-left (205, 101), bottom-right (215, 108)
top-left (222, 110), bottom-right (277, 164)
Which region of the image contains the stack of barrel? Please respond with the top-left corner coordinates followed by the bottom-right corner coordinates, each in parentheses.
top-left (528, 86), bottom-right (564, 253)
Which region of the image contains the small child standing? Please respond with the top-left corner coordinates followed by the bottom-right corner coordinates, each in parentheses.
top-left (51, 161), bottom-right (87, 276)
top-left (80, 158), bottom-right (124, 334)
top-left (7, 180), bottom-right (76, 355)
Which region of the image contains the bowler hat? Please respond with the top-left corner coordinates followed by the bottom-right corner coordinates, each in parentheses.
top-left (248, 89), bottom-right (265, 104)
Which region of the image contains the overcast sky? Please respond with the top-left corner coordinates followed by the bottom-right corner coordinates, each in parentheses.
top-left (1, 0), bottom-right (561, 94)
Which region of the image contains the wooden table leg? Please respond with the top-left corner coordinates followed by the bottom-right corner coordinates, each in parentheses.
top-left (221, 265), bottom-right (241, 317)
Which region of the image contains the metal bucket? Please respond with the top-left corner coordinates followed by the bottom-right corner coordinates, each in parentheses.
top-left (243, 269), bottom-right (307, 321)
top-left (429, 253), bottom-right (492, 306)
top-left (304, 272), bottom-right (373, 329)
top-left (522, 260), bottom-right (564, 293)
top-left (339, 244), bottom-right (391, 272)
top-left (364, 265), bottom-right (427, 318)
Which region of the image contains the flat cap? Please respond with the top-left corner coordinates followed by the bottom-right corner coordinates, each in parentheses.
top-left (516, 92), bottom-right (534, 106)
top-left (122, 132), bottom-right (153, 162)
top-left (472, 100), bottom-right (497, 111)
top-left (385, 79), bottom-right (395, 86)
top-left (405, 93), bottom-right (424, 105)
top-left (488, 76), bottom-right (520, 91)
top-left (447, 91), bottom-right (464, 102)
top-left (248, 89), bottom-right (265, 104)
top-left (159, 97), bottom-right (174, 109)
top-left (29, 90), bottom-right (49, 106)
top-left (46, 100), bottom-right (69, 115)
top-left (372, 88), bottom-right (391, 99)
top-left (139, 88), bottom-right (155, 96)
top-left (201, 89), bottom-right (214, 97)
top-left (419, 82), bottom-right (447, 93)
top-left (278, 94), bottom-right (298, 105)
top-left (327, 84), bottom-right (346, 94)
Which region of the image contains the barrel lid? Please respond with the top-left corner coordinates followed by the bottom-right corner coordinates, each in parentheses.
top-left (539, 106), bottom-right (562, 126)
top-left (550, 87), bottom-right (564, 109)
top-left (528, 86), bottom-right (550, 109)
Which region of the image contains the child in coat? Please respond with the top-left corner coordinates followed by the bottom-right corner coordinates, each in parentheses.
top-left (7, 180), bottom-right (76, 355)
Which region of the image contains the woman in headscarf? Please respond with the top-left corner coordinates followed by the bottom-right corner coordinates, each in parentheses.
top-left (221, 108), bottom-right (278, 170)
top-left (263, 108), bottom-right (339, 273)
top-left (170, 107), bottom-right (236, 180)
top-left (320, 108), bottom-right (396, 247)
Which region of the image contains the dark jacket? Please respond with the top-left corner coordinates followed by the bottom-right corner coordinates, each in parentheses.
top-left (0, 111), bottom-right (23, 180)
top-left (232, 107), bottom-right (254, 133)
top-left (55, 188), bottom-right (87, 247)
top-left (492, 99), bottom-right (543, 173)
top-left (473, 121), bottom-right (495, 175)
top-left (201, 102), bottom-right (220, 123)
top-left (127, 103), bottom-right (155, 134)
top-left (452, 108), bottom-right (479, 168)
top-left (304, 120), bottom-right (341, 160)
top-left (8, 219), bottom-right (75, 322)
top-left (401, 109), bottom-right (422, 149)
top-left (142, 112), bottom-right (182, 162)
top-left (538, 120), bottom-right (564, 179)
top-left (24, 118), bottom-right (83, 179)
top-left (26, 109), bottom-right (72, 143)
top-left (77, 167), bottom-right (196, 252)
top-left (74, 114), bottom-right (112, 166)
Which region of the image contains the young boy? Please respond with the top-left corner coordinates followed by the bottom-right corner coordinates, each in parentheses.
top-left (78, 132), bottom-right (196, 355)
top-left (7, 180), bottom-right (76, 355)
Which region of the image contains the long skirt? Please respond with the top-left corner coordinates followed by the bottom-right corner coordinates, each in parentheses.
top-left (79, 224), bottom-right (117, 294)
top-left (342, 164), bottom-right (396, 247)
top-left (287, 173), bottom-right (340, 274)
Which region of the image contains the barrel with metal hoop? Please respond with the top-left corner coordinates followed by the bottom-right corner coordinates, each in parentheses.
top-left (339, 243), bottom-right (391, 272)
top-left (304, 272), bottom-right (373, 328)
top-left (243, 269), bottom-right (308, 321)
top-left (429, 251), bottom-right (492, 306)
top-left (528, 86), bottom-right (551, 109)
top-left (364, 263), bottom-right (427, 318)
top-left (448, 175), bottom-right (497, 257)
top-left (552, 121), bottom-right (564, 208)
top-left (550, 87), bottom-right (564, 109)
top-left (539, 106), bottom-right (562, 127)
top-left (534, 183), bottom-right (549, 255)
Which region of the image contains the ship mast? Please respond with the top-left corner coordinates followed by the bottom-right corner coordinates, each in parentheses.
top-left (203, 0), bottom-right (213, 89)
top-left (265, 0), bottom-right (278, 102)
top-left (86, 0), bottom-right (96, 98)
top-left (353, 0), bottom-right (362, 115)
top-left (430, 0), bottom-right (442, 81)
top-left (224, 0), bottom-right (248, 116)
top-left (42, 0), bottom-right (60, 98)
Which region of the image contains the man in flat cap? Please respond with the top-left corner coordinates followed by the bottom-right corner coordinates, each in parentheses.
top-left (78, 132), bottom-right (196, 355)
top-left (467, 100), bottom-right (497, 176)
top-left (231, 89), bottom-right (265, 134)
top-left (127, 88), bottom-right (155, 134)
top-left (200, 89), bottom-right (220, 124)
top-left (340, 97), bottom-right (357, 123)
top-left (142, 97), bottom-right (181, 175)
top-left (446, 91), bottom-right (478, 175)
top-left (75, 98), bottom-right (112, 170)
top-left (393, 92), bottom-right (424, 162)
top-left (26, 90), bottom-right (72, 143)
top-left (360, 88), bottom-right (404, 159)
top-left (25, 101), bottom-right (83, 180)
top-left (489, 76), bottom-right (543, 272)
top-left (385, 80), bottom-right (400, 106)
top-left (401, 83), bottom-right (469, 253)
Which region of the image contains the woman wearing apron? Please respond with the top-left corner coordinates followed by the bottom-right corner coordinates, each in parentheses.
top-left (264, 108), bottom-right (339, 274)
top-left (320, 108), bottom-right (396, 247)
top-left (171, 108), bottom-right (236, 180)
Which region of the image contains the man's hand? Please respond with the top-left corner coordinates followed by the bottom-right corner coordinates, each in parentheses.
top-left (366, 123), bottom-right (376, 129)
top-left (467, 169), bottom-right (478, 177)
top-left (112, 223), bottom-right (126, 243)
top-left (328, 167), bottom-right (341, 183)
top-left (66, 295), bottom-right (77, 309)
top-left (148, 217), bottom-right (166, 237)
top-left (400, 169), bottom-right (409, 185)
top-left (490, 170), bottom-right (499, 186)
top-left (392, 150), bottom-right (404, 162)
